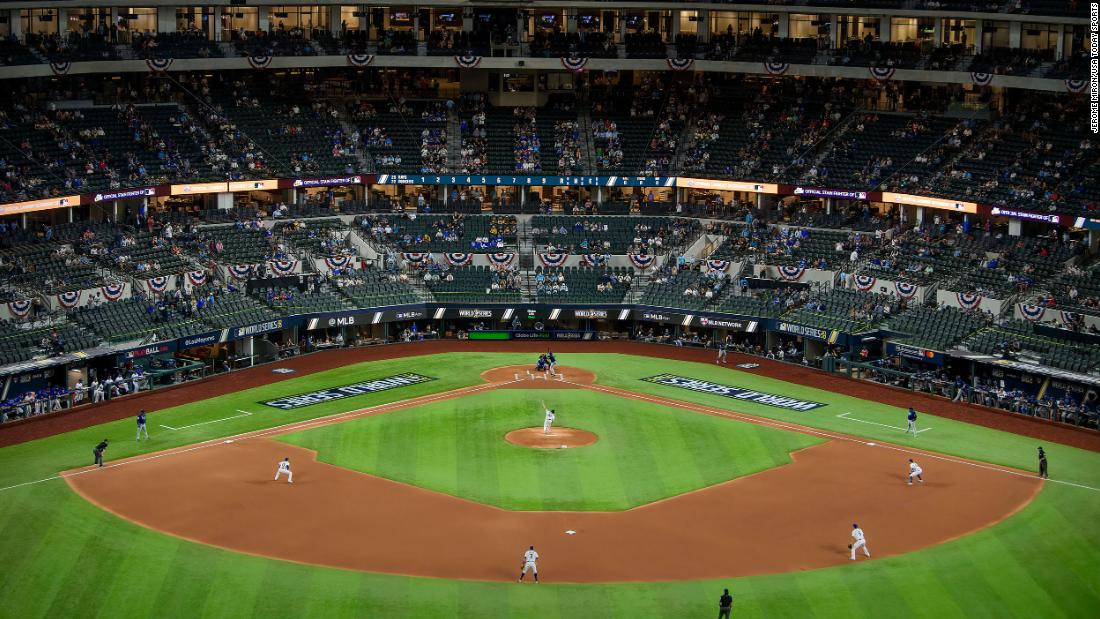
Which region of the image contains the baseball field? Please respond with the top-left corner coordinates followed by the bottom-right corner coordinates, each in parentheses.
top-left (0, 342), bottom-right (1098, 617)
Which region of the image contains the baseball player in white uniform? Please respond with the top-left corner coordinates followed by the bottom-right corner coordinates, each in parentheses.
top-left (274, 457), bottom-right (293, 483)
top-left (849, 523), bottom-right (870, 560)
top-left (518, 545), bottom-right (539, 582)
top-left (907, 458), bottom-right (924, 485)
top-left (541, 400), bottom-right (556, 434)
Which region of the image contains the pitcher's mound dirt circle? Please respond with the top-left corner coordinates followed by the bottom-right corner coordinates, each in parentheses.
top-left (505, 427), bottom-right (599, 449)
top-left (480, 365), bottom-right (596, 388)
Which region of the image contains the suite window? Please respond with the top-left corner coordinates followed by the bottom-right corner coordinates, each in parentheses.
top-left (20, 9), bottom-right (59, 36)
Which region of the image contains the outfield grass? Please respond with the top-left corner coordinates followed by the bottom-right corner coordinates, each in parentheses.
top-left (0, 351), bottom-right (1097, 618)
top-left (278, 389), bottom-right (821, 510)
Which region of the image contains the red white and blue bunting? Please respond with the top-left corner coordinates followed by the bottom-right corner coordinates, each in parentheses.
top-left (268, 260), bottom-right (298, 276)
top-left (445, 253), bottom-right (473, 267)
top-left (146, 275), bottom-right (169, 294)
top-left (778, 265), bottom-right (805, 281)
top-left (247, 55), bottom-right (273, 70)
top-left (324, 255), bottom-right (354, 271)
top-left (667, 58), bottom-right (695, 71)
top-left (894, 281), bottom-right (918, 299)
top-left (49, 61), bottom-right (72, 76)
top-left (347, 53), bottom-right (375, 67)
top-left (970, 71), bottom-right (993, 86)
top-left (956, 292), bottom-right (982, 310)
top-left (101, 282), bottom-right (126, 302)
top-left (57, 290), bottom-right (82, 309)
top-left (186, 270), bottom-right (208, 287)
top-left (580, 253), bottom-right (603, 267)
top-left (706, 259), bottom-right (731, 272)
top-left (7, 299), bottom-right (32, 319)
top-left (561, 57), bottom-right (589, 73)
top-left (227, 265), bottom-right (252, 280)
top-left (629, 254), bottom-right (656, 270)
top-left (1060, 310), bottom-right (1080, 325)
top-left (854, 274), bottom-right (877, 292)
top-left (869, 66), bottom-right (896, 81)
top-left (146, 57), bottom-right (173, 73)
top-left (454, 55), bottom-right (482, 69)
top-left (401, 252), bottom-right (429, 265)
top-left (487, 253), bottom-right (515, 267)
top-left (538, 253), bottom-right (570, 268)
top-left (764, 61), bottom-right (789, 76)
top-left (1066, 78), bottom-right (1088, 94)
top-left (1019, 303), bottom-right (1046, 322)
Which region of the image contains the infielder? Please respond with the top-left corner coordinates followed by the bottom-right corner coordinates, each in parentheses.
top-left (135, 409), bottom-right (149, 441)
top-left (849, 523), bottom-right (870, 560)
top-left (275, 457), bottom-right (293, 483)
top-left (518, 545), bottom-right (539, 582)
top-left (541, 400), bottom-right (556, 434)
top-left (716, 342), bottom-right (728, 364)
top-left (907, 458), bottom-right (924, 485)
top-left (906, 407), bottom-right (918, 436)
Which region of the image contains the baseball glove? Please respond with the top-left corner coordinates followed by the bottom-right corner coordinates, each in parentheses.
top-left (847, 544), bottom-right (852, 549)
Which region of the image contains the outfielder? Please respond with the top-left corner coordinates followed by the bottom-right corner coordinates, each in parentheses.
top-left (135, 409), bottom-right (149, 441)
top-left (849, 523), bottom-right (871, 560)
top-left (907, 458), bottom-right (924, 485)
top-left (906, 407), bottom-right (918, 436)
top-left (518, 545), bottom-right (539, 582)
top-left (541, 400), bottom-right (556, 434)
top-left (275, 457), bottom-right (293, 483)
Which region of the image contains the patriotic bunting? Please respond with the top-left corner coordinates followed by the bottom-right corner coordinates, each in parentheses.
top-left (445, 253), bottom-right (473, 267)
top-left (454, 55), bottom-right (482, 69)
top-left (629, 254), bottom-right (656, 269)
top-left (347, 53), bottom-right (375, 67)
top-left (869, 66), bottom-right (896, 81)
top-left (487, 253), bottom-right (515, 267)
top-left (57, 290), bottom-right (82, 309)
top-left (7, 299), bottom-right (32, 319)
top-left (956, 292), bottom-right (982, 310)
top-left (667, 58), bottom-right (695, 71)
top-left (101, 282), bottom-right (126, 301)
top-left (247, 55), bottom-right (273, 70)
top-left (146, 57), bottom-right (173, 73)
top-left (538, 253), bottom-right (570, 268)
top-left (778, 265), bottom-right (805, 281)
top-left (561, 57), bottom-right (589, 73)
top-left (854, 274), bottom-right (877, 292)
top-left (764, 61), bottom-right (789, 76)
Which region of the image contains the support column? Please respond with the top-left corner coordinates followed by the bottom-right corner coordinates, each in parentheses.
top-left (915, 206), bottom-right (924, 225)
top-left (463, 9), bottom-right (473, 33)
top-left (670, 10), bottom-right (680, 39)
top-left (879, 15), bottom-right (891, 42)
top-left (831, 15), bottom-right (840, 49)
top-left (1008, 219), bottom-right (1022, 237)
top-left (58, 9), bottom-right (68, 37)
top-left (258, 7), bottom-right (269, 33)
top-left (826, 198), bottom-right (833, 214)
top-left (1008, 21), bottom-right (1021, 48)
top-left (566, 9), bottom-right (577, 35)
top-left (776, 13), bottom-right (788, 39)
top-left (973, 19), bottom-right (983, 53)
top-left (329, 5), bottom-right (342, 35)
top-left (10, 11), bottom-right (21, 39)
top-left (932, 18), bottom-right (942, 46)
top-left (158, 7), bottom-right (176, 33)
top-left (1055, 24), bottom-right (1064, 59)
top-left (698, 10), bottom-right (710, 43)
top-left (216, 192), bottom-right (234, 210)
top-left (214, 8), bottom-right (223, 41)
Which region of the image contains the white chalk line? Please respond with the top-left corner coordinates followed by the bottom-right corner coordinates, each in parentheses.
top-left (836, 412), bottom-right (932, 434)
top-left (569, 380), bottom-right (1100, 494)
top-left (160, 410), bottom-right (254, 431)
top-left (0, 379), bottom-right (515, 494)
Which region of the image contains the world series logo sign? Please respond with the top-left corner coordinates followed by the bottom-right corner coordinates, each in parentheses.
top-left (261, 373), bottom-right (436, 410)
top-left (642, 374), bottom-right (826, 412)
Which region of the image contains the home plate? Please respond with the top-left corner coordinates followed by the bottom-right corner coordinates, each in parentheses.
top-left (565, 530), bottom-right (576, 535)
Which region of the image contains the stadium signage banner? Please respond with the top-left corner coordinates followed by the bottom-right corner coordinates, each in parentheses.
top-left (793, 186), bottom-right (868, 200)
top-left (92, 187), bottom-right (157, 203)
top-left (232, 319), bottom-right (286, 339)
top-left (290, 175), bottom-right (363, 188)
top-left (122, 342), bottom-right (176, 359)
top-left (777, 322), bottom-right (833, 341)
top-left (697, 316), bottom-right (758, 331)
top-left (375, 174), bottom-right (673, 187)
top-left (990, 207), bottom-right (1061, 224)
top-left (458, 309), bottom-right (494, 318)
top-left (305, 308), bottom-right (429, 330)
top-left (178, 330), bottom-right (228, 349)
top-left (260, 373), bottom-right (436, 410)
top-left (642, 374), bottom-right (826, 411)
top-left (887, 342), bottom-right (943, 365)
top-left (880, 192), bottom-right (977, 214)
top-left (574, 309), bottom-right (609, 319)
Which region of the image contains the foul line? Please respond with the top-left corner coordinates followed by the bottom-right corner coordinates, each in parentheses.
top-left (0, 379), bottom-right (515, 495)
top-left (160, 410), bottom-right (254, 431)
top-left (568, 380), bottom-right (1100, 494)
top-left (2, 372), bottom-right (1096, 496)
top-left (836, 412), bottom-right (932, 434)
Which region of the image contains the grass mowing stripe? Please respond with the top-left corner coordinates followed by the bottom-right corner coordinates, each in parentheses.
top-left (196, 552), bottom-right (267, 619)
top-left (40, 503), bottom-right (125, 619)
top-left (249, 561), bottom-right (313, 619)
top-left (93, 528), bottom-right (178, 619)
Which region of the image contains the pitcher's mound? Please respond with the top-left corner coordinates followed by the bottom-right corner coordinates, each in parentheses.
top-left (505, 427), bottom-right (599, 449)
